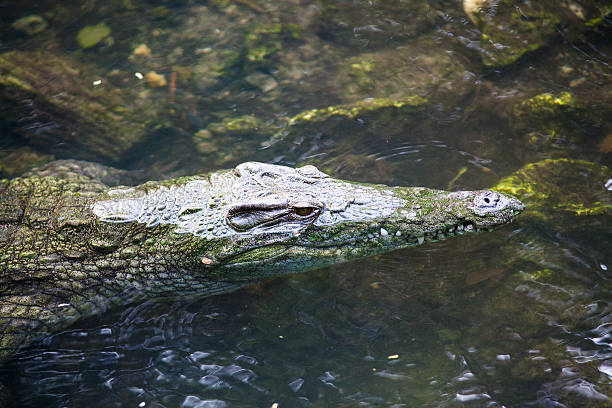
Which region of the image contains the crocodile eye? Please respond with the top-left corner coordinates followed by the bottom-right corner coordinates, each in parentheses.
top-left (295, 206), bottom-right (315, 217)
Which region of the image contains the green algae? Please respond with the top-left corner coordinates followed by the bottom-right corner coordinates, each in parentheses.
top-left (336, 43), bottom-right (471, 104)
top-left (242, 23), bottom-right (301, 69)
top-left (0, 147), bottom-right (54, 179)
top-left (467, 0), bottom-right (560, 67)
top-left (493, 158), bottom-right (611, 219)
top-left (286, 97), bottom-right (426, 127)
top-left (12, 15), bottom-right (48, 36)
top-left (77, 22), bottom-right (112, 49)
top-left (510, 91), bottom-right (606, 152)
top-left (207, 114), bottom-right (269, 134)
top-left (0, 50), bottom-right (164, 163)
top-left (514, 92), bottom-right (578, 116)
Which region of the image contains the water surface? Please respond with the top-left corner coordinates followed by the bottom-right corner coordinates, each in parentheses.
top-left (0, 0), bottom-right (611, 406)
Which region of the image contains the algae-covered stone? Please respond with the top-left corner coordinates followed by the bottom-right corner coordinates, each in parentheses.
top-left (245, 71), bottom-right (278, 93)
top-left (335, 41), bottom-right (473, 105)
top-left (0, 147), bottom-right (54, 179)
top-left (245, 23), bottom-right (283, 64)
top-left (284, 97), bottom-right (426, 128)
top-left (12, 15), bottom-right (48, 36)
top-left (493, 158), bottom-right (612, 219)
top-left (243, 23), bottom-right (300, 69)
top-left (510, 91), bottom-right (606, 152)
top-left (464, 0), bottom-right (612, 67)
top-left (267, 97), bottom-right (427, 145)
top-left (193, 115), bottom-right (274, 161)
top-left (470, 0), bottom-right (559, 67)
top-left (77, 22), bottom-right (112, 49)
top-left (0, 50), bottom-right (163, 163)
top-left (315, 0), bottom-right (435, 48)
top-left (207, 114), bottom-right (270, 135)
top-left (514, 92), bottom-right (577, 116)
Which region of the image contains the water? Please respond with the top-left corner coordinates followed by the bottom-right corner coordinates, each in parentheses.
top-left (1, 0), bottom-right (612, 406)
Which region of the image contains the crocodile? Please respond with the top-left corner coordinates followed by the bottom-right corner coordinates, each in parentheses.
top-left (0, 160), bottom-right (523, 363)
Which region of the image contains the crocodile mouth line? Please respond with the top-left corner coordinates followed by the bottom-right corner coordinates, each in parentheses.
top-left (219, 215), bottom-right (519, 267)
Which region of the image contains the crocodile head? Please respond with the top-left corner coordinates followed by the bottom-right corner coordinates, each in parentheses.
top-left (93, 162), bottom-right (524, 281)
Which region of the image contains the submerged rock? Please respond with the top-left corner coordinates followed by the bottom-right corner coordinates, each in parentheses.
top-left (494, 158), bottom-right (611, 219)
top-left (334, 37), bottom-right (474, 106)
top-left (314, 0), bottom-right (435, 48)
top-left (510, 91), bottom-right (607, 153)
top-left (12, 15), bottom-right (48, 36)
top-left (145, 71), bottom-right (167, 88)
top-left (77, 22), bottom-right (112, 49)
top-left (463, 0), bottom-right (612, 67)
top-left (0, 147), bottom-right (54, 179)
top-left (0, 50), bottom-right (163, 163)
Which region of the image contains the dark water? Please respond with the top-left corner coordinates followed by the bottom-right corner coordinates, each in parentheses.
top-left (1, 0), bottom-right (612, 407)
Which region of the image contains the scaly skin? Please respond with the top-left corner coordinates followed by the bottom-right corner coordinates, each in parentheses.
top-left (0, 161), bottom-right (524, 361)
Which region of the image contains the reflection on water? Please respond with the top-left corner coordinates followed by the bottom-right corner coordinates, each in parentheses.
top-left (5, 221), bottom-right (612, 407)
top-left (1, 0), bottom-right (611, 406)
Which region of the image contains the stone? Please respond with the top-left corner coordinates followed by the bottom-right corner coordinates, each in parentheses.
top-left (77, 22), bottom-right (112, 49)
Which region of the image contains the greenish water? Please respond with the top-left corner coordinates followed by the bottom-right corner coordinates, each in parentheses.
top-left (1, 0), bottom-right (611, 406)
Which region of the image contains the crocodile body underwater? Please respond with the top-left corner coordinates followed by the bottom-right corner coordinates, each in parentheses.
top-left (0, 160), bottom-right (523, 360)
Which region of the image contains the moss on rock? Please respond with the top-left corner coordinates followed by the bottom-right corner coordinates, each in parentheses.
top-left (0, 50), bottom-right (164, 163)
top-left (510, 91), bottom-right (607, 152)
top-left (242, 23), bottom-right (301, 69)
top-left (335, 41), bottom-right (473, 106)
top-left (465, 0), bottom-right (612, 67)
top-left (77, 22), bottom-right (112, 49)
top-left (0, 147), bottom-right (54, 179)
top-left (493, 158), bottom-right (611, 219)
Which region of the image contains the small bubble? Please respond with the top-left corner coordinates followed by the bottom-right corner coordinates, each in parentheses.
top-left (601, 263), bottom-right (608, 271)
